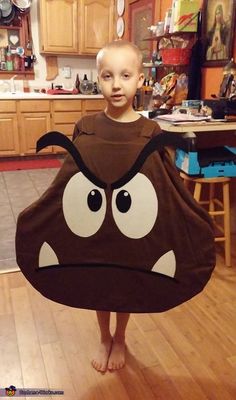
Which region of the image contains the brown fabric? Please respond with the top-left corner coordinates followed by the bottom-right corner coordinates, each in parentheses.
top-left (72, 111), bottom-right (161, 141)
top-left (15, 113), bottom-right (215, 313)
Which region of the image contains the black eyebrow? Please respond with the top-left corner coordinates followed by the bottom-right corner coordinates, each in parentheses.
top-left (36, 132), bottom-right (107, 189)
top-left (111, 132), bottom-right (188, 189)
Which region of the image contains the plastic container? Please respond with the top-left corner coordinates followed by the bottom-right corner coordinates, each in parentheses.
top-left (6, 46), bottom-right (13, 71)
top-left (161, 48), bottom-right (191, 65)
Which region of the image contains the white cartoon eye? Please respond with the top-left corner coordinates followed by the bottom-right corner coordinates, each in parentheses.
top-left (62, 172), bottom-right (106, 237)
top-left (112, 173), bottom-right (158, 239)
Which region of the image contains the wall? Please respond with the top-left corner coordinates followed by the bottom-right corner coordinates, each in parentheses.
top-left (14, 0), bottom-right (97, 92)
top-left (155, 0), bottom-right (236, 99)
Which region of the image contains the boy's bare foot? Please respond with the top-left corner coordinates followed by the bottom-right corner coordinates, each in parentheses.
top-left (91, 338), bottom-right (112, 372)
top-left (108, 337), bottom-right (126, 370)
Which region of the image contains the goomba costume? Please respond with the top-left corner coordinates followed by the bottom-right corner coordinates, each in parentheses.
top-left (15, 114), bottom-right (216, 313)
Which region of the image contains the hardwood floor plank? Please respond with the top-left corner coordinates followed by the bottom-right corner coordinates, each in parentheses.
top-left (10, 286), bottom-right (50, 389)
top-left (142, 364), bottom-right (183, 400)
top-left (0, 274), bottom-right (12, 315)
top-left (27, 284), bottom-right (59, 345)
top-left (40, 341), bottom-right (78, 399)
top-left (0, 314), bottom-right (23, 386)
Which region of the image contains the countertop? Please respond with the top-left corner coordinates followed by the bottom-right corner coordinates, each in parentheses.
top-left (157, 119), bottom-right (236, 133)
top-left (0, 93), bottom-right (104, 100)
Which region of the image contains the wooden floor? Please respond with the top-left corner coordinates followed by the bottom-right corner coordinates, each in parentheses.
top-left (0, 251), bottom-right (235, 400)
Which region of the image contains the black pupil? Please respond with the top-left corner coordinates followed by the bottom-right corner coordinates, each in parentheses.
top-left (116, 190), bottom-right (131, 213)
top-left (87, 190), bottom-right (102, 212)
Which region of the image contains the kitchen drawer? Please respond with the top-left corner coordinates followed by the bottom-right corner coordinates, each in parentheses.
top-left (53, 100), bottom-right (82, 112)
top-left (53, 112), bottom-right (82, 124)
top-left (83, 99), bottom-right (106, 110)
top-left (19, 100), bottom-right (51, 112)
top-left (0, 101), bottom-right (17, 113)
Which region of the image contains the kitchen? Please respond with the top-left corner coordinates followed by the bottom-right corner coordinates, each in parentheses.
top-left (0, 1), bottom-right (236, 398)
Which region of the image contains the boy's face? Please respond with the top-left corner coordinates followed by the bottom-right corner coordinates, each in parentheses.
top-left (97, 47), bottom-right (144, 111)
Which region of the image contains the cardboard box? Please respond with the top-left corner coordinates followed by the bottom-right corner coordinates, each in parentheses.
top-left (173, 0), bottom-right (200, 32)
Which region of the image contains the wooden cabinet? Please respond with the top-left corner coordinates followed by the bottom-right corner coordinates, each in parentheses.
top-left (52, 100), bottom-right (82, 152)
top-left (0, 98), bottom-right (106, 157)
top-left (39, 0), bottom-right (78, 54)
top-left (0, 102), bottom-right (20, 156)
top-left (82, 99), bottom-right (107, 114)
top-left (19, 101), bottom-right (52, 155)
top-left (39, 0), bottom-right (114, 55)
top-left (79, 0), bottom-right (114, 55)
top-left (52, 98), bottom-right (106, 152)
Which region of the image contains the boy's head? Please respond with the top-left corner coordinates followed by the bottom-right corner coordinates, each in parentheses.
top-left (96, 40), bottom-right (144, 114)
top-left (96, 40), bottom-right (143, 73)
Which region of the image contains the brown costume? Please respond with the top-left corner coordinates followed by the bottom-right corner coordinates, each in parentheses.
top-left (15, 112), bottom-right (216, 313)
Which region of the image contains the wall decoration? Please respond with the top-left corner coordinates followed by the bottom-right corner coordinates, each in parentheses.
top-left (117, 0), bottom-right (125, 16)
top-left (202, 0), bottom-right (236, 66)
top-left (116, 16), bottom-right (125, 38)
top-left (8, 29), bottom-right (20, 48)
top-left (129, 0), bottom-right (155, 63)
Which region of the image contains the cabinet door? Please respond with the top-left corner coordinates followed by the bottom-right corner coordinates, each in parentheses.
top-left (52, 100), bottom-right (82, 152)
top-left (0, 114), bottom-right (20, 156)
top-left (82, 99), bottom-right (107, 114)
top-left (53, 111), bottom-right (82, 152)
top-left (79, 0), bottom-right (114, 54)
top-left (20, 113), bottom-right (52, 155)
top-left (40, 0), bottom-right (78, 54)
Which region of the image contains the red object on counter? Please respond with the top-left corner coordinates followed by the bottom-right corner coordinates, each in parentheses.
top-left (46, 88), bottom-right (79, 95)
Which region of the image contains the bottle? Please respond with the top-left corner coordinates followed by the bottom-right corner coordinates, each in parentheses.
top-left (143, 81), bottom-right (153, 111)
top-left (75, 74), bottom-right (80, 92)
top-left (164, 8), bottom-right (172, 33)
top-left (13, 54), bottom-right (20, 71)
top-left (6, 46), bottom-right (13, 71)
top-left (79, 73), bottom-right (94, 95)
top-left (92, 82), bottom-right (99, 94)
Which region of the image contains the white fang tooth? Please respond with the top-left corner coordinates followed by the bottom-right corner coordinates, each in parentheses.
top-left (152, 250), bottom-right (176, 278)
top-left (39, 242), bottom-right (59, 268)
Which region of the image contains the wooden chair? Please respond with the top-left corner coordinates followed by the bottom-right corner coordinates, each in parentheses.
top-left (180, 173), bottom-right (231, 267)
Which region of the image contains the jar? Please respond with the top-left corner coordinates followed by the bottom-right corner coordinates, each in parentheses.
top-left (79, 74), bottom-right (94, 94)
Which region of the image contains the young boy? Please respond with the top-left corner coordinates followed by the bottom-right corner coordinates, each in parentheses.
top-left (73, 40), bottom-right (161, 372)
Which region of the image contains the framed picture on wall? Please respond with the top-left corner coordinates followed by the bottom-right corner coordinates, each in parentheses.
top-left (202, 0), bottom-right (236, 66)
top-left (128, 0), bottom-right (155, 63)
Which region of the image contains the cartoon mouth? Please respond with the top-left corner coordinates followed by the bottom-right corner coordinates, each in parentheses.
top-left (38, 242), bottom-right (176, 278)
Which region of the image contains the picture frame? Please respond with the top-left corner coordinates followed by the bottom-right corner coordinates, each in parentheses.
top-left (128, 0), bottom-right (155, 63)
top-left (202, 0), bottom-right (236, 67)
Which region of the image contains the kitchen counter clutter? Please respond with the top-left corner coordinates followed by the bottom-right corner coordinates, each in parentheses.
top-left (0, 96), bottom-right (106, 156)
top-left (0, 93), bottom-right (104, 100)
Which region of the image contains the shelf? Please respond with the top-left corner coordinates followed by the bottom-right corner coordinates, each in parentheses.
top-left (143, 31), bottom-right (197, 42)
top-left (0, 25), bottom-right (21, 30)
top-left (143, 63), bottom-right (190, 68)
top-left (0, 70), bottom-right (35, 80)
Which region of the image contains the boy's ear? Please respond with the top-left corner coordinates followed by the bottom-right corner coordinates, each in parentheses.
top-left (137, 73), bottom-right (145, 89)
